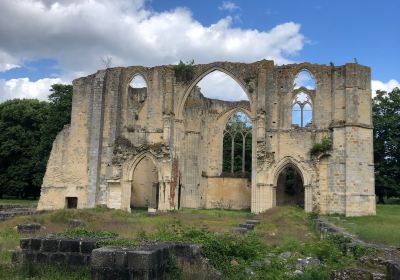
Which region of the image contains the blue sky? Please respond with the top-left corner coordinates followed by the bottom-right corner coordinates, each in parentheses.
top-left (0, 0), bottom-right (398, 101)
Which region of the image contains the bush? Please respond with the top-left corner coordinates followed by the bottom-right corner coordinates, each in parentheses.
top-left (174, 60), bottom-right (195, 82)
top-left (310, 137), bottom-right (332, 156)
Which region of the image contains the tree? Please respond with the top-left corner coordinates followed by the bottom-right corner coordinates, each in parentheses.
top-left (0, 84), bottom-right (72, 199)
top-left (372, 87), bottom-right (400, 203)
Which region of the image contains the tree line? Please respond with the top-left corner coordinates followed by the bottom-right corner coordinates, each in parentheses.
top-left (0, 84), bottom-right (72, 198)
top-left (0, 85), bottom-right (399, 203)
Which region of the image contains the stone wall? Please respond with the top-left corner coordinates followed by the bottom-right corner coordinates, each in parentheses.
top-left (38, 60), bottom-right (375, 217)
top-left (17, 237), bottom-right (97, 265)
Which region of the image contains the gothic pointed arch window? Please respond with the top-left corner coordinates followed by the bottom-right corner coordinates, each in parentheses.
top-left (222, 111), bottom-right (252, 176)
top-left (292, 92), bottom-right (312, 127)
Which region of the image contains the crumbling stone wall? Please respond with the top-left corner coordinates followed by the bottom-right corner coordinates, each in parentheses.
top-left (38, 60), bottom-right (375, 216)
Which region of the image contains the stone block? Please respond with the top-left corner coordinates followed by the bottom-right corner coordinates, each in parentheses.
top-left (23, 252), bottom-right (36, 263)
top-left (50, 253), bottom-right (66, 264)
top-left (114, 251), bottom-right (127, 268)
top-left (232, 227), bottom-right (247, 235)
top-left (81, 240), bottom-right (96, 254)
top-left (36, 252), bottom-right (48, 263)
top-left (246, 219), bottom-right (261, 225)
top-left (11, 250), bottom-right (21, 263)
top-left (239, 223), bottom-right (255, 230)
top-left (60, 239), bottom-right (80, 253)
top-left (42, 239), bottom-right (59, 252)
top-left (20, 238), bottom-right (30, 250)
top-left (127, 250), bottom-right (161, 270)
top-left (17, 223), bottom-right (41, 234)
top-left (31, 238), bottom-right (42, 251)
top-left (68, 219), bottom-right (85, 228)
top-left (68, 254), bottom-right (85, 265)
top-left (387, 261), bottom-right (400, 280)
top-left (91, 247), bottom-right (115, 268)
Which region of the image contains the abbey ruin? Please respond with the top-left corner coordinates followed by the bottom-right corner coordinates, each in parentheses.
top-left (37, 60), bottom-right (376, 216)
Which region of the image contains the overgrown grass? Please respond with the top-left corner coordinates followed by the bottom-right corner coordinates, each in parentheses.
top-left (0, 206), bottom-right (380, 279)
top-left (325, 204), bottom-right (400, 246)
top-left (0, 264), bottom-right (90, 280)
top-left (143, 220), bottom-right (369, 279)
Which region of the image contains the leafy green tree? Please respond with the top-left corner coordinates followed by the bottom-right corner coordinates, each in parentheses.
top-left (373, 87), bottom-right (400, 203)
top-left (0, 84), bottom-right (72, 198)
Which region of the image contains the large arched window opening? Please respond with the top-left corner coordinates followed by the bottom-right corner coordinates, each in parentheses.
top-left (292, 92), bottom-right (312, 127)
top-left (276, 165), bottom-right (304, 207)
top-left (222, 111), bottom-right (252, 177)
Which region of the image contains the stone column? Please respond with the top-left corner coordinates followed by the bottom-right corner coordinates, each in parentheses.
top-left (86, 70), bottom-right (106, 208)
top-left (304, 184), bottom-right (312, 212)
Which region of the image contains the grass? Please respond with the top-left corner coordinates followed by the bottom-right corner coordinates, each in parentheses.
top-left (0, 205), bottom-right (382, 279)
top-left (0, 264), bottom-right (90, 280)
top-left (0, 199), bottom-right (37, 205)
top-left (324, 204), bottom-right (400, 247)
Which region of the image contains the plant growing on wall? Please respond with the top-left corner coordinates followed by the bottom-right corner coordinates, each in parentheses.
top-left (174, 60), bottom-right (195, 82)
top-left (310, 137), bottom-right (332, 156)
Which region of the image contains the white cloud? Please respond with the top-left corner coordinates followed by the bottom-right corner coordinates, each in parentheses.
top-left (0, 77), bottom-right (64, 101)
top-left (219, 1), bottom-right (240, 12)
top-left (0, 0), bottom-right (306, 100)
top-left (371, 79), bottom-right (400, 95)
top-left (197, 70), bottom-right (247, 101)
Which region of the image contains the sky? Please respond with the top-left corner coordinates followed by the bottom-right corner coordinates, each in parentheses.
top-left (0, 0), bottom-right (399, 101)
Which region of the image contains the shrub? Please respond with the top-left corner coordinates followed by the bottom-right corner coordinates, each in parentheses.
top-left (310, 137), bottom-right (332, 156)
top-left (174, 60), bottom-right (195, 82)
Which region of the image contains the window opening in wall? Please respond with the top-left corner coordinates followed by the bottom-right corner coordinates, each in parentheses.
top-left (294, 70), bottom-right (315, 89)
top-left (222, 111), bottom-right (252, 177)
top-left (196, 70), bottom-right (248, 101)
top-left (292, 92), bottom-right (312, 127)
top-left (129, 74), bottom-right (147, 89)
top-left (66, 197), bottom-right (78, 209)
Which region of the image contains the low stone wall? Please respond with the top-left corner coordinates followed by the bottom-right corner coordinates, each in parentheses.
top-left (16, 237), bottom-right (97, 265)
top-left (14, 237), bottom-right (220, 280)
top-left (91, 242), bottom-right (220, 280)
top-left (206, 177), bottom-right (251, 210)
top-left (0, 204), bottom-right (36, 221)
top-left (314, 218), bottom-right (400, 280)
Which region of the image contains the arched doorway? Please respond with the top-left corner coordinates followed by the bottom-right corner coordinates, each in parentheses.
top-left (130, 156), bottom-right (159, 209)
top-left (276, 165), bottom-right (304, 207)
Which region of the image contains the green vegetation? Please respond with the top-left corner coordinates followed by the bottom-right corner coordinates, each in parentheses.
top-left (174, 59), bottom-right (195, 82)
top-left (0, 84), bottom-right (72, 199)
top-left (56, 227), bottom-right (118, 239)
top-left (310, 137), bottom-right (332, 156)
top-left (373, 87), bottom-right (400, 203)
top-left (0, 206), bottom-right (380, 280)
top-left (325, 204), bottom-right (400, 247)
top-left (0, 264), bottom-right (90, 280)
top-left (0, 198), bottom-right (37, 205)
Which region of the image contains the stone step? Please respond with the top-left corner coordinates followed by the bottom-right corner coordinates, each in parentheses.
top-left (232, 227), bottom-right (248, 235)
top-left (239, 223), bottom-right (255, 230)
top-left (246, 219), bottom-right (261, 225)
top-left (0, 210), bottom-right (36, 221)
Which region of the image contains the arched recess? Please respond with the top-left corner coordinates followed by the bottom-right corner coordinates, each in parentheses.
top-left (124, 73), bottom-right (149, 132)
top-left (269, 157), bottom-right (313, 211)
top-left (176, 66), bottom-right (254, 119)
top-left (276, 165), bottom-right (304, 207)
top-left (126, 152), bottom-right (161, 209)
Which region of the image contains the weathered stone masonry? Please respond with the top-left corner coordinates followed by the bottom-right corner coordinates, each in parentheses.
top-left (38, 60), bottom-right (376, 216)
